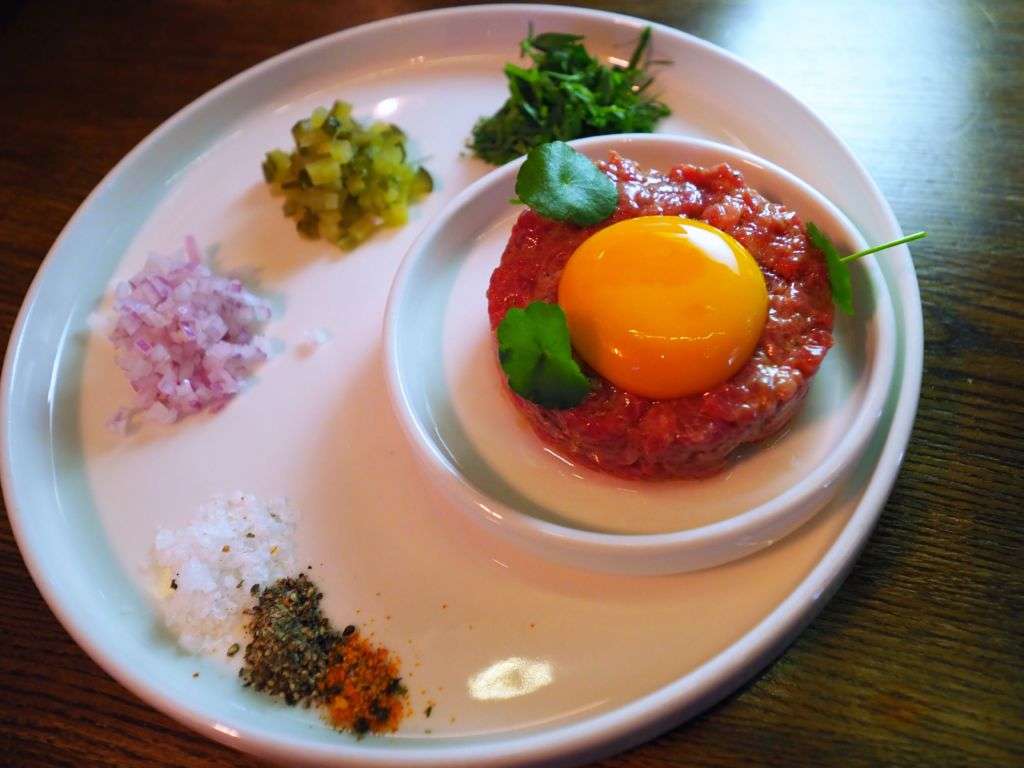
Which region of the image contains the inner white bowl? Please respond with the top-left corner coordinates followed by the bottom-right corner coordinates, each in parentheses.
top-left (384, 134), bottom-right (896, 575)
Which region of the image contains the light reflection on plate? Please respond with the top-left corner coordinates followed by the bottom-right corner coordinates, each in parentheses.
top-left (469, 657), bottom-right (554, 701)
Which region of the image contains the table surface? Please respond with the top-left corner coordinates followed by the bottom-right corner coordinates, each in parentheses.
top-left (1, 1), bottom-right (1021, 766)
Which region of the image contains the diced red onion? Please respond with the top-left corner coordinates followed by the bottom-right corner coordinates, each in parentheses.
top-left (108, 238), bottom-right (271, 433)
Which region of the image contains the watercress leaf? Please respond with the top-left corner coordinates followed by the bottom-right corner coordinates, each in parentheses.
top-left (514, 141), bottom-right (618, 225)
top-left (530, 351), bottom-right (592, 409)
top-left (497, 311), bottom-right (541, 394)
top-left (807, 222), bottom-right (855, 315)
top-left (496, 301), bottom-right (590, 409)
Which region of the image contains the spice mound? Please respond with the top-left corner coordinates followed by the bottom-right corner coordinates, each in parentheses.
top-left (321, 626), bottom-right (407, 736)
top-left (240, 574), bottom-right (338, 705)
top-left (240, 574), bottom-right (408, 735)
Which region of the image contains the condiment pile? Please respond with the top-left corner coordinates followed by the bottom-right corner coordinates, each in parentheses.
top-left (109, 236), bottom-right (271, 433)
top-left (242, 575), bottom-right (407, 735)
top-left (152, 492), bottom-right (296, 655)
top-left (321, 626), bottom-right (407, 735)
top-left (152, 494), bottom-right (407, 736)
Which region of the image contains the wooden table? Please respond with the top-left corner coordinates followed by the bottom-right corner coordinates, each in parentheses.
top-left (1, 1), bottom-right (1020, 765)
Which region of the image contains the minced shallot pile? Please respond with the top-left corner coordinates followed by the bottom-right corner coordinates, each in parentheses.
top-left (152, 492), bottom-right (297, 655)
top-left (109, 236), bottom-right (271, 432)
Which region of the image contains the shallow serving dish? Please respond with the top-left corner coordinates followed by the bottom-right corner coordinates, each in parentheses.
top-left (386, 134), bottom-right (897, 575)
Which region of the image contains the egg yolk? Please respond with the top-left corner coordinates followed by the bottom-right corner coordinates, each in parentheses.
top-left (557, 216), bottom-right (768, 400)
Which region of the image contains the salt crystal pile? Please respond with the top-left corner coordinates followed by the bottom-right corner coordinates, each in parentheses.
top-left (151, 492), bottom-right (297, 656)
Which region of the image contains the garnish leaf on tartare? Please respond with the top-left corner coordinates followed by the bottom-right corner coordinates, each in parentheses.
top-left (497, 300), bottom-right (591, 409)
top-left (807, 222), bottom-right (927, 315)
top-left (514, 141), bottom-right (618, 226)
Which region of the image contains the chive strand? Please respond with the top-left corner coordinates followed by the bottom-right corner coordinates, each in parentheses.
top-left (627, 26), bottom-right (652, 71)
top-left (840, 231), bottom-right (927, 263)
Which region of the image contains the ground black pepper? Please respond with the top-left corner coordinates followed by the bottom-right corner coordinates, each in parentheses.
top-left (238, 574), bottom-right (409, 734)
top-left (239, 574), bottom-right (340, 706)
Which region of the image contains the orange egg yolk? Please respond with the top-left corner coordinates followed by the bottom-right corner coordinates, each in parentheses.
top-left (557, 216), bottom-right (768, 400)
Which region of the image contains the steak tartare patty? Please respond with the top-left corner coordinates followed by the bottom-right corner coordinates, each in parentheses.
top-left (486, 153), bottom-right (835, 479)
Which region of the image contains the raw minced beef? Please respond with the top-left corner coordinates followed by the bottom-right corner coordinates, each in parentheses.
top-left (486, 153), bottom-right (834, 479)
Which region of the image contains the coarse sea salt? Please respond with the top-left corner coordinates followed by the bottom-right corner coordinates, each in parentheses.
top-left (108, 236), bottom-right (271, 433)
top-left (151, 492), bottom-right (297, 656)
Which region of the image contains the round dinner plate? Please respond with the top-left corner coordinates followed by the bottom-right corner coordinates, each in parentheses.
top-left (1, 5), bottom-right (922, 767)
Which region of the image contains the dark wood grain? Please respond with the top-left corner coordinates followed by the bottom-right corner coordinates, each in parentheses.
top-left (1, 1), bottom-right (1021, 766)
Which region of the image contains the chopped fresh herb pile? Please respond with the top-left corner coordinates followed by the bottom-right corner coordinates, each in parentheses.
top-left (807, 223), bottom-right (927, 315)
top-left (514, 141), bottom-right (618, 225)
top-left (470, 26), bottom-right (670, 165)
top-left (497, 301), bottom-right (591, 409)
top-left (263, 100), bottom-right (432, 249)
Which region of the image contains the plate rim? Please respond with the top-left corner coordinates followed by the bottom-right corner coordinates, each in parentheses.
top-left (0, 4), bottom-right (923, 766)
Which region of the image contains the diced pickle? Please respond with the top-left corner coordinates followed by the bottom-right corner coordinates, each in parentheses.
top-left (297, 210), bottom-right (320, 238)
top-left (382, 204), bottom-right (408, 227)
top-left (300, 189), bottom-right (340, 211)
top-left (303, 157), bottom-right (341, 186)
top-left (330, 100), bottom-right (352, 121)
top-left (265, 100), bottom-right (431, 248)
top-left (262, 149), bottom-right (291, 183)
top-left (261, 158), bottom-right (275, 183)
top-left (328, 140), bottom-right (354, 163)
top-left (321, 114), bottom-right (341, 137)
top-left (318, 214), bottom-right (342, 241)
top-left (410, 167), bottom-right (433, 198)
top-left (291, 120), bottom-right (321, 148)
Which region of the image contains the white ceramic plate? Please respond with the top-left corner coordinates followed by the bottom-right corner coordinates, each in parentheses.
top-left (1, 5), bottom-right (922, 767)
top-left (386, 133), bottom-right (897, 575)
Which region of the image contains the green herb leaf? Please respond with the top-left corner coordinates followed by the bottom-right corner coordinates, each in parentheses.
top-left (807, 222), bottom-right (928, 316)
top-left (806, 222), bottom-right (854, 316)
top-left (497, 301), bottom-right (590, 409)
top-left (469, 26), bottom-right (671, 165)
top-left (530, 32), bottom-right (585, 52)
top-left (514, 141), bottom-right (618, 225)
top-left (626, 26), bottom-right (652, 70)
